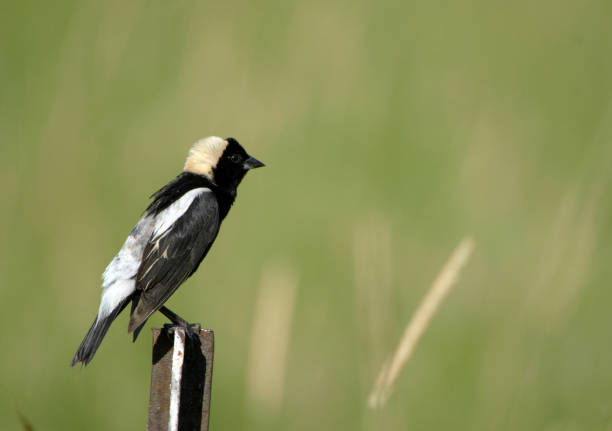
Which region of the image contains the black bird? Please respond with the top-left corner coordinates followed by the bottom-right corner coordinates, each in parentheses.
top-left (71, 137), bottom-right (264, 366)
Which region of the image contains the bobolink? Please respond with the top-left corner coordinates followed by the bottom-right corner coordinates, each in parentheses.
top-left (71, 137), bottom-right (264, 366)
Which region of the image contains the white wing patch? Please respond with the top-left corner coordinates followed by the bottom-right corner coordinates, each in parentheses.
top-left (97, 187), bottom-right (211, 319)
top-left (98, 215), bottom-right (155, 319)
top-left (152, 188), bottom-right (211, 239)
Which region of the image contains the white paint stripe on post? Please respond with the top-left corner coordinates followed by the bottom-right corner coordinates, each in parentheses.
top-left (168, 329), bottom-right (185, 431)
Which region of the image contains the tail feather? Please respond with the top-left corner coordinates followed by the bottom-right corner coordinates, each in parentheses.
top-left (128, 288), bottom-right (160, 334)
top-left (129, 291), bottom-right (147, 342)
top-left (71, 299), bottom-right (130, 366)
top-left (128, 282), bottom-right (176, 335)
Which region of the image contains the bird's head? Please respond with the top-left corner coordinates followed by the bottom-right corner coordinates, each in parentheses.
top-left (184, 136), bottom-right (264, 188)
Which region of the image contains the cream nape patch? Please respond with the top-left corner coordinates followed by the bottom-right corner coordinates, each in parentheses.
top-left (184, 136), bottom-right (228, 179)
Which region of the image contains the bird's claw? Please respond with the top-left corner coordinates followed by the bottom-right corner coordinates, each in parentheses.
top-left (163, 322), bottom-right (200, 341)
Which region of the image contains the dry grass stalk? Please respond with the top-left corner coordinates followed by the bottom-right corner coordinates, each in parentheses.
top-left (368, 236), bottom-right (475, 409)
top-left (353, 216), bottom-right (394, 379)
top-left (246, 262), bottom-right (298, 415)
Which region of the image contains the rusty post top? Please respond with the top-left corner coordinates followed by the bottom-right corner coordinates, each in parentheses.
top-left (148, 326), bottom-right (215, 431)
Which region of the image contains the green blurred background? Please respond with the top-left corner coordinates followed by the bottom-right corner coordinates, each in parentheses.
top-left (2, 0), bottom-right (612, 429)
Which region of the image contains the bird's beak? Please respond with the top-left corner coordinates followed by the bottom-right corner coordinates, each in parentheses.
top-left (243, 156), bottom-right (265, 170)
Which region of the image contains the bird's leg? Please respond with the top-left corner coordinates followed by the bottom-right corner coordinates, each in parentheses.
top-left (159, 306), bottom-right (190, 326)
top-left (159, 306), bottom-right (197, 339)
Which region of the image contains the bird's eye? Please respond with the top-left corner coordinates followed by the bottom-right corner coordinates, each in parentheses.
top-left (229, 154), bottom-right (242, 163)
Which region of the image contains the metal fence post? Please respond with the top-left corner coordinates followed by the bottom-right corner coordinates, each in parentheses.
top-left (148, 326), bottom-right (215, 431)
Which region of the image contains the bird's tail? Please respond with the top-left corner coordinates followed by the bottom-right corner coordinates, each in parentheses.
top-left (71, 299), bottom-right (130, 366)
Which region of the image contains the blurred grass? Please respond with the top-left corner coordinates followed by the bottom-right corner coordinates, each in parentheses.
top-left (2, 0), bottom-right (612, 429)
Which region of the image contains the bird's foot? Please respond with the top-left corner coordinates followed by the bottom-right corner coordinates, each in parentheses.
top-left (162, 322), bottom-right (201, 340)
top-left (163, 323), bottom-right (199, 339)
top-left (159, 306), bottom-right (200, 340)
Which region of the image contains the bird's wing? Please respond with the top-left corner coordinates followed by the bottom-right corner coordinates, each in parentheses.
top-left (128, 188), bottom-right (220, 332)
